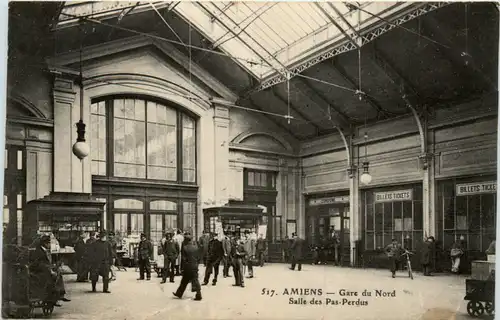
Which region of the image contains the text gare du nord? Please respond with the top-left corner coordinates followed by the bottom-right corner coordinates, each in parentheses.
top-left (280, 289), bottom-right (396, 306)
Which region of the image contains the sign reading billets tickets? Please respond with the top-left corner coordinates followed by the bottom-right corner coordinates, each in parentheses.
top-left (309, 196), bottom-right (349, 206)
top-left (374, 190), bottom-right (413, 202)
top-left (456, 181), bottom-right (496, 196)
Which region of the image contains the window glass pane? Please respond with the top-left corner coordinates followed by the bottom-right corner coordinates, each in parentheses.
top-left (150, 214), bottom-right (163, 245)
top-left (16, 210), bottom-right (22, 245)
top-left (260, 172), bottom-right (267, 187)
top-left (443, 197), bottom-right (454, 229)
top-left (248, 172), bottom-right (254, 186)
top-left (150, 200), bottom-right (177, 211)
top-left (383, 203), bottom-right (392, 232)
top-left (182, 115), bottom-right (196, 183)
top-left (17, 150), bottom-right (22, 170)
top-left (365, 204), bottom-right (374, 231)
top-left (147, 105), bottom-right (177, 181)
top-left (114, 99), bottom-right (146, 179)
top-left (114, 199), bottom-right (143, 209)
top-left (455, 196), bottom-right (467, 228)
top-left (413, 201), bottom-right (423, 230)
top-left (365, 231), bottom-right (374, 250)
top-left (468, 195), bottom-right (481, 231)
top-left (255, 173), bottom-right (261, 187)
top-left (114, 213), bottom-right (128, 236)
top-left (182, 201), bottom-right (196, 238)
top-left (165, 215), bottom-right (178, 231)
top-left (17, 194), bottom-right (22, 209)
top-left (130, 214), bottom-right (144, 236)
top-left (91, 102), bottom-right (107, 175)
top-left (374, 203), bottom-right (383, 232)
top-left (375, 232), bottom-right (383, 249)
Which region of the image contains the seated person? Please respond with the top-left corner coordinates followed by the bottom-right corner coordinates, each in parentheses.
top-left (485, 238), bottom-right (496, 255)
top-left (29, 235), bottom-right (71, 306)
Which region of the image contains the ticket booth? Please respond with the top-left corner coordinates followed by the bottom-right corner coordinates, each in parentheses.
top-left (203, 203), bottom-right (264, 239)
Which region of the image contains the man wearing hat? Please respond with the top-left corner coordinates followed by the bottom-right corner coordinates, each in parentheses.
top-left (29, 234), bottom-right (71, 304)
top-left (137, 233), bottom-right (154, 280)
top-left (160, 231), bottom-right (180, 284)
top-left (173, 233), bottom-right (202, 301)
top-left (385, 238), bottom-right (405, 278)
top-left (89, 231), bottom-right (113, 293)
top-left (202, 232), bottom-right (224, 286)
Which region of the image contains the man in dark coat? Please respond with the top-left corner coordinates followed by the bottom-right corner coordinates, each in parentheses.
top-left (160, 232), bottom-right (180, 284)
top-left (89, 231), bottom-right (113, 293)
top-left (385, 238), bottom-right (405, 278)
top-left (256, 234), bottom-right (267, 267)
top-left (74, 232), bottom-right (88, 282)
top-left (173, 234), bottom-right (202, 301)
top-left (137, 233), bottom-right (154, 280)
top-left (29, 235), bottom-right (70, 304)
top-left (108, 232), bottom-right (118, 280)
top-left (232, 239), bottom-right (247, 287)
top-left (84, 232), bottom-right (96, 281)
top-left (202, 233), bottom-right (224, 286)
top-left (421, 236), bottom-right (435, 276)
top-left (198, 230), bottom-right (210, 266)
top-left (290, 233), bottom-right (305, 271)
top-left (221, 232), bottom-right (232, 277)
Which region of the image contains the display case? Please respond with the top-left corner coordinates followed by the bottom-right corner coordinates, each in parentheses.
top-left (23, 192), bottom-right (105, 247)
top-left (203, 202), bottom-right (264, 239)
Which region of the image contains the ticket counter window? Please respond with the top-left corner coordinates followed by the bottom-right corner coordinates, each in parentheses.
top-left (438, 179), bottom-right (496, 252)
top-left (363, 186), bottom-right (423, 251)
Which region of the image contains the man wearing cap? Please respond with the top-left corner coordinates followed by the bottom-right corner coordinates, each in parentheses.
top-left (160, 232), bottom-right (180, 284)
top-left (221, 232), bottom-right (232, 277)
top-left (173, 233), bottom-right (202, 301)
top-left (74, 232), bottom-right (88, 282)
top-left (173, 230), bottom-right (184, 276)
top-left (137, 233), bottom-right (154, 280)
top-left (243, 230), bottom-right (256, 278)
top-left (202, 232), bottom-right (224, 286)
top-left (198, 230), bottom-right (210, 266)
top-left (89, 231), bottom-right (113, 293)
top-left (29, 235), bottom-right (71, 305)
top-left (385, 238), bottom-right (405, 278)
top-left (232, 238), bottom-right (247, 287)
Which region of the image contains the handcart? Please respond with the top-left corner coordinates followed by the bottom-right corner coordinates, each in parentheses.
top-left (464, 277), bottom-right (495, 317)
top-left (2, 245), bottom-right (57, 318)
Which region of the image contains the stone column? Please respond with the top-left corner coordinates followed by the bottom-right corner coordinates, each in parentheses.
top-left (297, 161), bottom-right (306, 238)
top-left (53, 76), bottom-right (76, 192)
top-left (349, 140), bottom-right (360, 267)
top-left (213, 102), bottom-right (230, 205)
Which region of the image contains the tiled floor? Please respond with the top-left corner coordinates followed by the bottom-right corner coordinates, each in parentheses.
top-left (44, 264), bottom-right (487, 320)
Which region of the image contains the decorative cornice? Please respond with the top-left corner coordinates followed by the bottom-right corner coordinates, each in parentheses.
top-left (47, 35), bottom-right (238, 102)
top-left (7, 116), bottom-right (54, 128)
top-left (7, 93), bottom-right (48, 120)
top-left (229, 144), bottom-right (298, 158)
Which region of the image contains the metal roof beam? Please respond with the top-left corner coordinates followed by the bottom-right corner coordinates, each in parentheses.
top-left (241, 99), bottom-right (301, 140)
top-left (271, 88), bottom-right (322, 133)
top-left (328, 60), bottom-right (388, 118)
top-left (289, 78), bottom-right (352, 131)
top-left (367, 44), bottom-right (423, 111)
top-left (315, 3), bottom-right (360, 49)
top-left (421, 13), bottom-right (497, 92)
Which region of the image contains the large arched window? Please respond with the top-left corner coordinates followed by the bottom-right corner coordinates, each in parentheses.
top-left (90, 97), bottom-right (196, 183)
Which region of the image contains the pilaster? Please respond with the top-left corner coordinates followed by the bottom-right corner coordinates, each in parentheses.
top-left (53, 76), bottom-right (76, 193)
top-left (213, 103), bottom-right (230, 206)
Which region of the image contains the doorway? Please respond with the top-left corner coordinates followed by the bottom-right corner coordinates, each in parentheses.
top-left (307, 204), bottom-right (350, 265)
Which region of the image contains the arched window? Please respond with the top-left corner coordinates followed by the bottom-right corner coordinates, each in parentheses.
top-left (90, 97), bottom-right (196, 183)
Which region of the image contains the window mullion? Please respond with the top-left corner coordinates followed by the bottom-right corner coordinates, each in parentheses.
top-left (145, 101), bottom-right (148, 179)
top-left (107, 100), bottom-right (114, 177)
top-left (177, 113), bottom-right (182, 183)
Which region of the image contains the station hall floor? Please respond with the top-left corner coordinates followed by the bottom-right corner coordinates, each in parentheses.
top-left (49, 264), bottom-right (483, 320)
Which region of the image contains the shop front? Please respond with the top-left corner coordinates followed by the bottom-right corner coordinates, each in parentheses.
top-left (361, 184), bottom-right (423, 269)
top-left (436, 176), bottom-right (496, 272)
top-left (203, 203), bottom-right (265, 239)
top-left (305, 192), bottom-right (350, 265)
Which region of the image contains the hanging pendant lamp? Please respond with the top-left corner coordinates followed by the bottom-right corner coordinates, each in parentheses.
top-left (72, 28), bottom-right (90, 161)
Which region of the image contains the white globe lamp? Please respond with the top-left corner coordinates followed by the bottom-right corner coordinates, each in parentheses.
top-left (72, 120), bottom-right (90, 160)
top-left (360, 161), bottom-right (372, 185)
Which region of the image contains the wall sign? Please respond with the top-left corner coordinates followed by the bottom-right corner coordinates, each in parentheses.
top-left (309, 196), bottom-right (349, 206)
top-left (456, 181), bottom-right (496, 196)
top-left (374, 190), bottom-right (413, 202)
